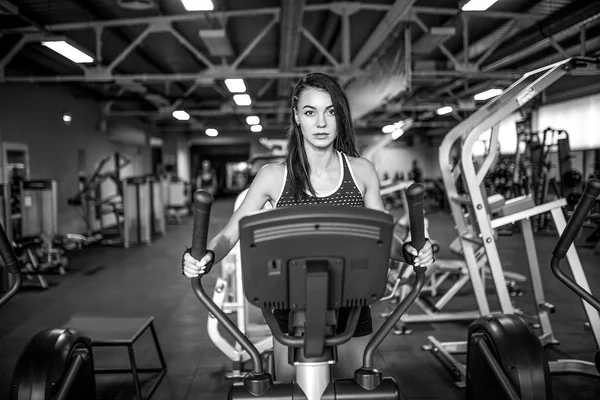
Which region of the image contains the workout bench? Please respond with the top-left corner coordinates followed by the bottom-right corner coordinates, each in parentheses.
top-left (63, 315), bottom-right (167, 400)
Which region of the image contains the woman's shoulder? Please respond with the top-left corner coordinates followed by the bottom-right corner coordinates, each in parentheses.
top-left (258, 161), bottom-right (286, 175)
top-left (344, 154), bottom-right (376, 176)
top-left (254, 162), bottom-right (286, 184)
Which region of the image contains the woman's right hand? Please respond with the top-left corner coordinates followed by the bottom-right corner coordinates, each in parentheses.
top-left (182, 251), bottom-right (214, 278)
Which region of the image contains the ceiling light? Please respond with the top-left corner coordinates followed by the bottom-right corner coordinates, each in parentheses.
top-left (205, 128), bottom-right (218, 137)
top-left (382, 119), bottom-right (407, 134)
top-left (250, 124), bottom-right (263, 133)
top-left (391, 129), bottom-right (404, 140)
top-left (233, 94), bottom-right (252, 106)
top-left (382, 125), bottom-right (395, 134)
top-left (474, 88), bottom-right (503, 101)
top-left (41, 40), bottom-right (94, 64)
top-left (150, 137), bottom-right (163, 147)
top-left (246, 116), bottom-right (260, 125)
top-left (225, 79), bottom-right (247, 93)
top-left (117, 0), bottom-right (155, 10)
top-left (172, 110), bottom-right (190, 121)
top-left (437, 106), bottom-right (453, 115)
top-left (62, 111), bottom-right (72, 126)
top-left (462, 0), bottom-right (499, 11)
top-left (199, 29), bottom-right (233, 57)
top-left (181, 0), bottom-right (213, 11)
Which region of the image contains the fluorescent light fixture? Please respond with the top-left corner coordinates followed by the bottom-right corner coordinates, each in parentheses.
top-left (225, 79), bottom-right (247, 93)
top-left (233, 94), bottom-right (252, 106)
top-left (391, 129), bottom-right (404, 140)
top-left (383, 119), bottom-right (407, 134)
top-left (250, 124), bottom-right (263, 133)
top-left (474, 88), bottom-right (503, 101)
top-left (41, 40), bottom-right (94, 64)
top-left (205, 128), bottom-right (218, 137)
top-left (181, 0), bottom-right (213, 11)
top-left (382, 125), bottom-right (395, 134)
top-left (150, 137), bottom-right (163, 147)
top-left (437, 106), bottom-right (453, 115)
top-left (172, 110), bottom-right (190, 121)
top-left (462, 0), bottom-right (499, 11)
top-left (246, 116), bottom-right (260, 125)
top-left (199, 29), bottom-right (233, 57)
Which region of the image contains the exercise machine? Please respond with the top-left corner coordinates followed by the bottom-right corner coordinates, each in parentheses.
top-left (20, 180), bottom-right (68, 274)
top-left (465, 178), bottom-right (600, 400)
top-left (433, 56), bottom-right (600, 387)
top-left (382, 194), bottom-right (527, 335)
top-left (208, 188), bottom-right (273, 378)
top-left (0, 223), bottom-right (97, 400)
top-left (209, 178), bottom-right (420, 375)
top-left (189, 184), bottom-right (427, 399)
top-left (0, 221), bottom-right (166, 400)
top-left (164, 177), bottom-right (190, 223)
top-left (550, 178), bottom-right (600, 373)
top-left (68, 153), bottom-right (131, 245)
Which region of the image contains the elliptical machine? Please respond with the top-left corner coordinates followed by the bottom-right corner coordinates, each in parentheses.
top-left (188, 183), bottom-right (427, 400)
top-left (0, 226), bottom-right (97, 400)
top-left (465, 178), bottom-right (600, 400)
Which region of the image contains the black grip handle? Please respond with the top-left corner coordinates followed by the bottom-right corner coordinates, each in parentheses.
top-left (191, 190), bottom-right (214, 260)
top-left (553, 179), bottom-right (600, 259)
top-left (406, 183), bottom-right (426, 252)
top-left (0, 223), bottom-right (20, 274)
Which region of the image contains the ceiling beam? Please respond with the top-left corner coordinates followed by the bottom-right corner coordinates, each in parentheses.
top-left (277, 0), bottom-right (305, 97)
top-left (1, 65), bottom-right (543, 83)
top-left (231, 15), bottom-right (279, 69)
top-left (349, 0), bottom-right (416, 71)
top-left (0, 3), bottom-right (548, 35)
top-left (0, 7), bottom-right (281, 33)
top-left (459, 0), bottom-right (564, 65)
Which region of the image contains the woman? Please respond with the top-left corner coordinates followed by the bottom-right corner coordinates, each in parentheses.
top-left (182, 72), bottom-right (434, 380)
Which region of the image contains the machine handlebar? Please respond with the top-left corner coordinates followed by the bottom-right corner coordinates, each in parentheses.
top-left (553, 179), bottom-right (600, 259)
top-left (406, 183), bottom-right (426, 252)
top-left (0, 223), bottom-right (20, 275)
top-left (190, 190), bottom-right (213, 260)
top-left (189, 190), bottom-right (267, 378)
top-left (551, 179), bottom-right (600, 314)
top-left (0, 222), bottom-right (23, 308)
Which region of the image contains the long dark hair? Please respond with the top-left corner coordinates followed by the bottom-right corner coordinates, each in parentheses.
top-left (286, 73), bottom-right (359, 202)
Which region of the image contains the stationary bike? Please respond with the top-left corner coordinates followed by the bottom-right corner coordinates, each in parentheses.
top-left (0, 225), bottom-right (97, 400)
top-left (189, 183), bottom-right (428, 400)
top-left (465, 178), bottom-right (600, 400)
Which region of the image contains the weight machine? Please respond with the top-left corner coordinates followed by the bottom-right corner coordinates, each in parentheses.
top-left (68, 153), bottom-right (130, 244)
top-left (432, 56), bottom-right (600, 387)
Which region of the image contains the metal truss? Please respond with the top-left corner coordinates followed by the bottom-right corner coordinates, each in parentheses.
top-left (1, 0), bottom-right (598, 124)
top-left (0, 1), bottom-right (558, 84)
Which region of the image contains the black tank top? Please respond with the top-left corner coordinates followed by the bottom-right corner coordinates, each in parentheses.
top-left (273, 151), bottom-right (372, 337)
top-left (275, 151), bottom-right (365, 208)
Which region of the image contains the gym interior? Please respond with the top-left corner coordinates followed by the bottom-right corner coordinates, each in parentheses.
top-left (1, 1), bottom-right (600, 399)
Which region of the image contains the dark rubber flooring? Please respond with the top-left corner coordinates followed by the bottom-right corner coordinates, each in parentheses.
top-left (1, 195), bottom-right (599, 399)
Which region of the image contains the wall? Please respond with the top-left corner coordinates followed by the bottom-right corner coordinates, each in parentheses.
top-left (468, 92), bottom-right (600, 180)
top-left (162, 132), bottom-right (191, 183)
top-left (0, 83), bottom-right (155, 235)
top-left (357, 133), bottom-right (441, 180)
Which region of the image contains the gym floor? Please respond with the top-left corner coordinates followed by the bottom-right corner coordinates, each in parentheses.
top-left (1, 196), bottom-right (599, 400)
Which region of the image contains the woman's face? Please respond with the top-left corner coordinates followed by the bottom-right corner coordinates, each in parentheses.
top-left (294, 87), bottom-right (338, 150)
